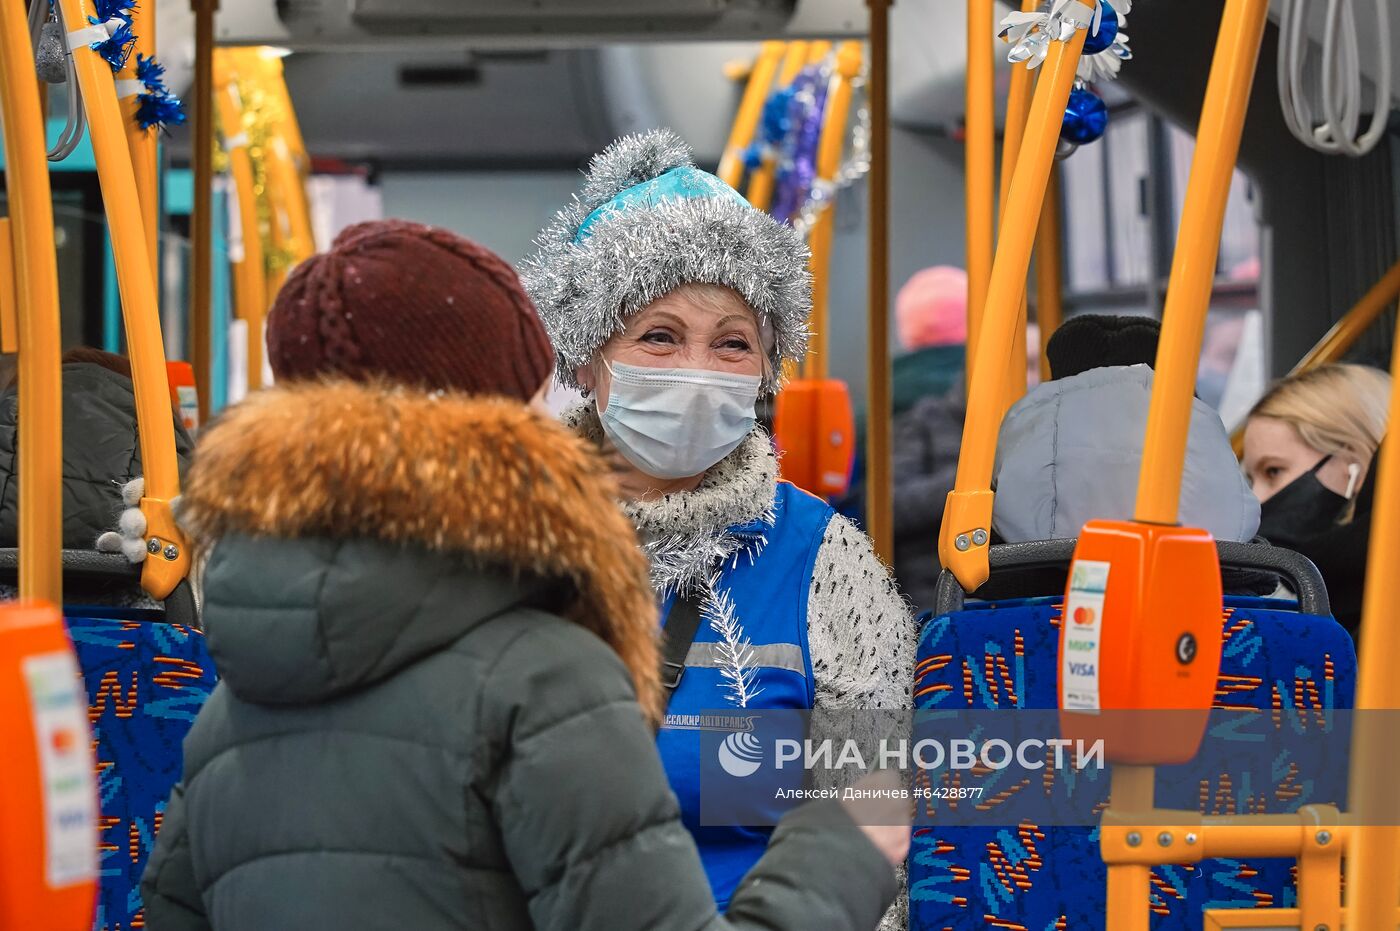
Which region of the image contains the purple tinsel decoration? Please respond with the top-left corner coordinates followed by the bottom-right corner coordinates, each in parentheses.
top-left (771, 65), bottom-right (828, 226)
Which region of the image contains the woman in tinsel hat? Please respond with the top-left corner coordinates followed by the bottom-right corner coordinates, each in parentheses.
top-left (522, 130), bottom-right (913, 928)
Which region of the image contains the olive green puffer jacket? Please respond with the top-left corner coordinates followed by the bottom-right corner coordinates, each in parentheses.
top-left (141, 381), bottom-right (897, 931)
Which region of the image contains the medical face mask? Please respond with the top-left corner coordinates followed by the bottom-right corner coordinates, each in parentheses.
top-left (1258, 455), bottom-right (1350, 549)
top-left (598, 361), bottom-right (761, 480)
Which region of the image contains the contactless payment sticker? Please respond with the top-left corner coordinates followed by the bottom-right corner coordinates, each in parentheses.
top-left (1062, 560), bottom-right (1110, 713)
top-left (24, 652), bottom-right (97, 888)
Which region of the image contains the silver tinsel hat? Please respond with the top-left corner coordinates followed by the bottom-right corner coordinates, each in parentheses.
top-left (520, 128), bottom-right (811, 395)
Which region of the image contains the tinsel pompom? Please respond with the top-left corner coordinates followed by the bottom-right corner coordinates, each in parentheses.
top-left (1083, 1), bottom-right (1120, 55)
top-left (133, 53), bottom-right (186, 131)
top-left (1061, 86), bottom-right (1109, 145)
top-left (137, 91), bottom-right (186, 130)
top-left (88, 0), bottom-right (137, 72)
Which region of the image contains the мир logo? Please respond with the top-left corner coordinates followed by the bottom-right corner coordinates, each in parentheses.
top-left (717, 731), bottom-right (764, 778)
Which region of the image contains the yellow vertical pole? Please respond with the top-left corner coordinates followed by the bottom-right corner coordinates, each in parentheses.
top-left (746, 42), bottom-right (810, 212)
top-left (804, 41), bottom-right (863, 382)
top-left (118, 0), bottom-right (158, 285)
top-left (939, 10), bottom-right (1090, 591)
top-left (866, 0), bottom-right (893, 563)
top-left (996, 0), bottom-right (1040, 410)
top-left (718, 41), bottom-right (786, 189)
top-left (965, 0), bottom-right (997, 387)
top-left (215, 53), bottom-right (267, 391)
top-left (1347, 313), bottom-right (1400, 931)
top-left (1035, 169), bottom-right (1064, 383)
top-left (1133, 0), bottom-right (1271, 526)
top-left (54, 0), bottom-right (188, 599)
top-left (0, 0), bottom-right (64, 604)
top-left (190, 0), bottom-right (218, 422)
top-left (1104, 766), bottom-right (1156, 931)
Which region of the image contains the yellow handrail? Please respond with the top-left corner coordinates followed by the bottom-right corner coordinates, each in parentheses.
top-left (55, 0), bottom-right (188, 599)
top-left (1133, 0), bottom-right (1270, 527)
top-left (939, 11), bottom-right (1090, 591)
top-left (1100, 0), bottom-right (1271, 926)
top-left (746, 42), bottom-right (810, 212)
top-left (214, 52), bottom-right (268, 391)
top-left (1034, 169), bottom-right (1064, 383)
top-left (803, 40), bottom-right (862, 382)
top-left (117, 0), bottom-right (158, 285)
top-left (965, 0), bottom-right (997, 390)
top-left (1291, 258), bottom-right (1400, 375)
top-left (718, 41), bottom-right (786, 189)
top-left (0, 0), bottom-right (64, 604)
top-left (190, 0), bottom-right (218, 422)
top-left (995, 0), bottom-right (1041, 410)
top-left (1346, 303), bottom-right (1400, 931)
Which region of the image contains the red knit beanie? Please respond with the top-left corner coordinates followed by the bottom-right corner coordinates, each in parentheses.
top-left (267, 219), bottom-right (554, 402)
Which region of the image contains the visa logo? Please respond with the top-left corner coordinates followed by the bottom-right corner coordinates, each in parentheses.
top-left (1068, 662), bottom-right (1096, 676)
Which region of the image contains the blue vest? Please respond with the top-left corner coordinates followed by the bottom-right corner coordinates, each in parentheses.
top-left (656, 481), bottom-right (835, 909)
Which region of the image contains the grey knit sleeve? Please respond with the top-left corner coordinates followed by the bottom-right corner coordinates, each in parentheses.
top-left (806, 514), bottom-right (916, 931)
top-left (807, 513), bottom-right (916, 712)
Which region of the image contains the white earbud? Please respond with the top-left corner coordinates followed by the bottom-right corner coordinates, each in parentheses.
top-left (1345, 462), bottom-right (1362, 500)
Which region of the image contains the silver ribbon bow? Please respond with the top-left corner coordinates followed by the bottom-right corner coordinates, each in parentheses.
top-left (999, 0), bottom-right (1133, 75)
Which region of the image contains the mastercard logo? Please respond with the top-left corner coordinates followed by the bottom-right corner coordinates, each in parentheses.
top-left (1072, 606), bottom-right (1096, 626)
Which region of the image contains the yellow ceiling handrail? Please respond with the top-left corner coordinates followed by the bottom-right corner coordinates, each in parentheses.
top-left (717, 41), bottom-right (786, 189)
top-left (54, 0), bottom-right (188, 600)
top-left (939, 9), bottom-right (1091, 591)
top-left (0, 0), bottom-right (64, 605)
top-left (1034, 169), bottom-right (1064, 383)
top-left (1231, 256), bottom-right (1400, 456)
top-left (1346, 276), bottom-right (1400, 931)
top-left (1099, 1), bottom-right (1273, 928)
top-left (965, 0), bottom-right (997, 391)
top-left (1133, 0), bottom-right (1270, 527)
top-left (803, 40), bottom-right (863, 382)
top-left (214, 51), bottom-right (268, 391)
top-left (116, 0), bottom-right (158, 285)
top-left (994, 0), bottom-right (1041, 412)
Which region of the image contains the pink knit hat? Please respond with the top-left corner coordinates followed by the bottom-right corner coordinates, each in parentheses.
top-left (896, 265), bottom-right (968, 351)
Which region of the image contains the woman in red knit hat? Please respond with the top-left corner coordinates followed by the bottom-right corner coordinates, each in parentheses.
top-left (141, 219), bottom-right (907, 931)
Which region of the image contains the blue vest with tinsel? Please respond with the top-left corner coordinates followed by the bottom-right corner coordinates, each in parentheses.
top-left (656, 480), bottom-right (835, 910)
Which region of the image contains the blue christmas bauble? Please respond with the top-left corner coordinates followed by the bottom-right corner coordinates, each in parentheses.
top-left (1062, 86), bottom-right (1109, 144)
top-left (1083, 1), bottom-right (1120, 55)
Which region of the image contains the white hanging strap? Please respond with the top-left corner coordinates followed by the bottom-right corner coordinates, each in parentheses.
top-left (115, 79), bottom-right (145, 99)
top-left (222, 132), bottom-right (249, 150)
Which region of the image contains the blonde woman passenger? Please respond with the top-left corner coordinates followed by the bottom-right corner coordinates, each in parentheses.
top-left (1242, 363), bottom-right (1392, 636)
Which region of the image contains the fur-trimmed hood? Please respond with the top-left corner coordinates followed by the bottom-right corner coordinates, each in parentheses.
top-left (180, 380), bottom-right (662, 720)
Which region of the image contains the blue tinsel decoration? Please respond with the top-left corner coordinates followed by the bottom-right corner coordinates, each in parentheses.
top-left (136, 92), bottom-right (186, 131)
top-left (1061, 86), bottom-right (1109, 145)
top-left (133, 53), bottom-right (185, 131)
top-left (87, 0), bottom-right (137, 71)
top-left (1083, 1), bottom-right (1120, 56)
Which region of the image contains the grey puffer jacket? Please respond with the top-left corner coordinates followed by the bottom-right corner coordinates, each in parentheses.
top-left (993, 365), bottom-right (1260, 543)
top-left (0, 361), bottom-right (194, 548)
top-left (141, 381), bottom-right (897, 931)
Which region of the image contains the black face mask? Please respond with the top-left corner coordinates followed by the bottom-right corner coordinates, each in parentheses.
top-left (1258, 455), bottom-right (1349, 549)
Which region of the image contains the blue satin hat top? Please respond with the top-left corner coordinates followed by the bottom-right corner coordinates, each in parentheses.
top-left (574, 165), bottom-right (750, 243)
